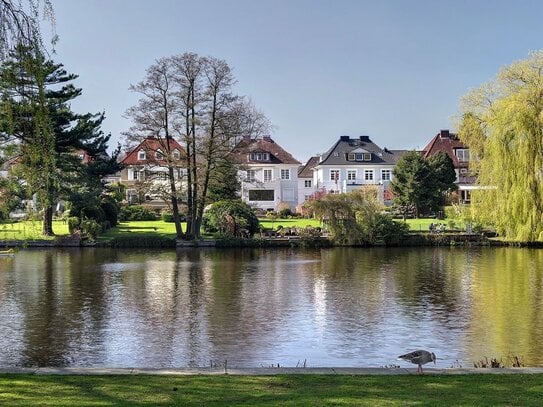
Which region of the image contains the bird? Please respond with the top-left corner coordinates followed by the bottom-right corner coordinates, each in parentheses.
top-left (398, 350), bottom-right (436, 374)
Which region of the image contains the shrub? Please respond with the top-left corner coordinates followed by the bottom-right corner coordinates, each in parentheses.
top-left (80, 206), bottom-right (106, 223)
top-left (203, 200), bottom-right (259, 237)
top-left (67, 216), bottom-right (80, 234)
top-left (119, 205), bottom-right (157, 221)
top-left (161, 212), bottom-right (174, 222)
top-left (106, 236), bottom-right (176, 248)
top-left (278, 207), bottom-right (293, 218)
top-left (100, 198), bottom-right (119, 227)
top-left (80, 218), bottom-right (101, 240)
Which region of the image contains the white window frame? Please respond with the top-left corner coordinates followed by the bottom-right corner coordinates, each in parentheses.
top-left (172, 149), bottom-right (180, 160)
top-left (156, 149), bottom-right (164, 160)
top-left (330, 169), bottom-right (340, 182)
top-left (363, 153), bottom-right (372, 161)
top-left (347, 169), bottom-right (357, 181)
top-left (456, 149), bottom-right (469, 162)
top-left (138, 150), bottom-right (146, 160)
top-left (364, 169), bottom-right (374, 181)
top-left (280, 169), bottom-right (290, 180)
top-left (304, 179), bottom-right (312, 188)
top-left (263, 169), bottom-right (272, 182)
top-left (381, 169), bottom-right (391, 181)
top-left (246, 169), bottom-right (256, 182)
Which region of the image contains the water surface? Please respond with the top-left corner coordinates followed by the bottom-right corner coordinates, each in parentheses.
top-left (0, 247), bottom-right (541, 368)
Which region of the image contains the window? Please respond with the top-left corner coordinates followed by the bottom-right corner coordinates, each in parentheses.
top-left (364, 169), bottom-right (374, 181)
top-left (246, 170), bottom-right (256, 182)
top-left (363, 153), bottom-right (372, 161)
top-left (138, 150), bottom-right (146, 160)
top-left (132, 170), bottom-right (139, 180)
top-left (156, 149), bottom-right (164, 160)
top-left (347, 170), bottom-right (357, 181)
top-left (264, 169), bottom-right (272, 182)
top-left (456, 149), bottom-right (469, 162)
top-left (381, 169), bottom-right (391, 181)
top-left (280, 169), bottom-right (290, 180)
top-left (249, 152), bottom-right (270, 161)
top-left (172, 149), bottom-right (180, 160)
top-left (348, 152), bottom-right (371, 161)
top-left (248, 190), bottom-right (274, 201)
top-left (304, 180), bottom-right (312, 188)
top-left (330, 169), bottom-right (340, 182)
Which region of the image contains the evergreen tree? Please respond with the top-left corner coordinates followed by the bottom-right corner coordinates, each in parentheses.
top-left (0, 45), bottom-right (119, 235)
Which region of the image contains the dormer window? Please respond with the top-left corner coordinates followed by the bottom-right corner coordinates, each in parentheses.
top-left (249, 152), bottom-right (270, 161)
top-left (172, 149), bottom-right (180, 160)
top-left (156, 149), bottom-right (164, 160)
top-left (138, 150), bottom-right (146, 160)
top-left (456, 149), bottom-right (469, 162)
top-left (348, 152), bottom-right (372, 161)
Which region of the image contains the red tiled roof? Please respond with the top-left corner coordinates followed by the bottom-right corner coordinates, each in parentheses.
top-left (120, 137), bottom-right (185, 165)
top-left (230, 136), bottom-right (301, 165)
top-left (422, 130), bottom-right (468, 167)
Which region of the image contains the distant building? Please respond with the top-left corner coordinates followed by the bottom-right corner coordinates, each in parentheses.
top-left (297, 156), bottom-right (320, 208)
top-left (230, 135), bottom-right (301, 212)
top-left (422, 129), bottom-right (474, 203)
top-left (119, 136), bottom-right (186, 209)
top-left (313, 135), bottom-right (407, 205)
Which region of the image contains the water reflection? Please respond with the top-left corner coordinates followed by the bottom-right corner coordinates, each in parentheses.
top-left (0, 247), bottom-right (541, 368)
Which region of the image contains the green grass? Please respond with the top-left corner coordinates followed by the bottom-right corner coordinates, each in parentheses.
top-left (0, 220), bottom-right (69, 240)
top-left (0, 374), bottom-right (541, 406)
top-left (402, 218), bottom-right (466, 232)
top-left (259, 218), bottom-right (322, 230)
top-left (99, 220), bottom-right (183, 240)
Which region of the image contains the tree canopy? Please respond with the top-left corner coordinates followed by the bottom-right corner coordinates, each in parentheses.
top-left (458, 51), bottom-right (543, 241)
top-left (391, 150), bottom-right (456, 217)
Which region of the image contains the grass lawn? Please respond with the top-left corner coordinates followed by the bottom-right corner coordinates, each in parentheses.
top-left (259, 218), bottom-right (322, 230)
top-left (402, 218), bottom-right (465, 233)
top-left (0, 374), bottom-right (541, 406)
top-left (0, 220), bottom-right (69, 240)
top-left (99, 220), bottom-right (183, 240)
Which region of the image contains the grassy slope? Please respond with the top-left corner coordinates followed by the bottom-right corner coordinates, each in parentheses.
top-left (0, 374), bottom-right (541, 406)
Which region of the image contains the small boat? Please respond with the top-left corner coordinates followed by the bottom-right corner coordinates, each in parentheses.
top-left (0, 249), bottom-right (15, 256)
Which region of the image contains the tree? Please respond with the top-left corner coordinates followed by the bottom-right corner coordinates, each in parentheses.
top-left (391, 151), bottom-right (456, 217)
top-left (125, 52), bottom-right (270, 240)
top-left (458, 51), bottom-right (543, 241)
top-left (0, 0), bottom-right (56, 60)
top-left (391, 151), bottom-right (433, 218)
top-left (0, 45), bottom-right (119, 235)
top-left (202, 199), bottom-right (259, 237)
top-left (207, 159), bottom-right (240, 202)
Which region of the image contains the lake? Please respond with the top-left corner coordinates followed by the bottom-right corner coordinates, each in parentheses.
top-left (0, 247), bottom-right (541, 368)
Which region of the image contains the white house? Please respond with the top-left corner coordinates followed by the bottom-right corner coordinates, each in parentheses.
top-left (230, 135), bottom-right (301, 212)
top-left (312, 135), bottom-right (407, 205)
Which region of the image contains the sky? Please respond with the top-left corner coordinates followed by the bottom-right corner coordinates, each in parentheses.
top-left (47, 0), bottom-right (543, 162)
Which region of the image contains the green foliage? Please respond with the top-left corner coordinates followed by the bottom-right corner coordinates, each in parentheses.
top-left (100, 197), bottom-right (119, 227)
top-left (79, 218), bottom-right (101, 240)
top-left (80, 206), bottom-right (105, 223)
top-left (202, 199), bottom-right (259, 237)
top-left (207, 160), bottom-right (241, 202)
top-left (118, 205), bottom-right (157, 221)
top-left (278, 207), bottom-right (293, 218)
top-left (105, 236), bottom-right (176, 248)
top-left (459, 51), bottom-right (543, 241)
top-left (391, 150), bottom-right (456, 217)
top-left (161, 212), bottom-right (174, 222)
top-left (67, 216), bottom-right (79, 233)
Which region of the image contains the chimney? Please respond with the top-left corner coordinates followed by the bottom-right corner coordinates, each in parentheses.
top-left (262, 135), bottom-right (272, 142)
top-left (360, 135), bottom-right (370, 142)
top-left (440, 130), bottom-right (450, 138)
top-left (340, 136), bottom-right (350, 142)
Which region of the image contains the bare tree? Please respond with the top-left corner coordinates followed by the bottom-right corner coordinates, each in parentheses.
top-left (126, 53), bottom-right (271, 240)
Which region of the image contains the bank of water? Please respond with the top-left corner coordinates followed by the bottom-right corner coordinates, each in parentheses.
top-left (0, 247), bottom-right (541, 368)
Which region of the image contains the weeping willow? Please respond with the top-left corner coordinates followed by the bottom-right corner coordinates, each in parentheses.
top-left (459, 51), bottom-right (543, 241)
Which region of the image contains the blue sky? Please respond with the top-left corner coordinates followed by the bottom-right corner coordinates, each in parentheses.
top-left (50, 0), bottom-right (543, 161)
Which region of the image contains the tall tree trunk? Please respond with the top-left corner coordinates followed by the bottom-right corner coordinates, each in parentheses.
top-left (42, 205), bottom-right (54, 236)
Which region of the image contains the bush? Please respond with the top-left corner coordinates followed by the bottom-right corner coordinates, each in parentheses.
top-left (203, 200), bottom-right (259, 237)
top-left (161, 212), bottom-right (174, 222)
top-left (67, 216), bottom-right (80, 234)
top-left (80, 218), bottom-right (101, 240)
top-left (119, 205), bottom-right (157, 221)
top-left (278, 207), bottom-right (293, 218)
top-left (100, 198), bottom-right (119, 227)
top-left (105, 236), bottom-right (176, 248)
top-left (81, 206), bottom-right (106, 223)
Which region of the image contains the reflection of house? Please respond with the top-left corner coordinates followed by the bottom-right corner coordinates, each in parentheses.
top-left (422, 129), bottom-right (474, 203)
top-left (313, 135), bottom-right (406, 205)
top-left (119, 136), bottom-right (186, 208)
top-left (230, 135), bottom-right (301, 211)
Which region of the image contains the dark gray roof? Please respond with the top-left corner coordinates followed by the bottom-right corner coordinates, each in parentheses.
top-left (317, 136), bottom-right (408, 166)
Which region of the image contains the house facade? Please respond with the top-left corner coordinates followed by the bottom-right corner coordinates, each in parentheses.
top-left (119, 136), bottom-right (186, 209)
top-left (297, 156), bottom-right (319, 208)
top-left (312, 135), bottom-right (407, 205)
top-left (422, 129), bottom-right (474, 203)
top-left (230, 135), bottom-right (301, 212)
